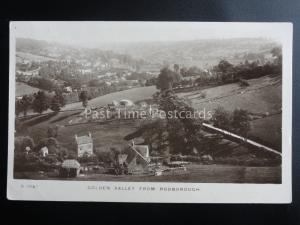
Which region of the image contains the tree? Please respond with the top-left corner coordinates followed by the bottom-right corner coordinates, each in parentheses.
top-left (16, 95), bottom-right (32, 117)
top-left (179, 67), bottom-right (188, 77)
top-left (47, 125), bottom-right (59, 138)
top-left (211, 107), bottom-right (231, 130)
top-left (15, 136), bottom-right (35, 153)
top-left (173, 64), bottom-right (180, 73)
top-left (36, 137), bottom-right (59, 153)
top-left (271, 47), bottom-right (282, 73)
top-left (15, 100), bottom-right (22, 117)
top-left (156, 67), bottom-right (182, 91)
top-left (32, 91), bottom-right (49, 114)
top-left (79, 90), bottom-right (89, 108)
top-left (231, 109), bottom-right (251, 136)
top-left (126, 92), bottom-right (204, 155)
top-left (217, 60), bottom-right (234, 74)
top-left (50, 91), bottom-right (65, 112)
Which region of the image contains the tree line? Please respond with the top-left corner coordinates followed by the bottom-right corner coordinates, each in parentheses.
top-left (16, 90), bottom-right (66, 116)
top-left (152, 47), bottom-right (282, 91)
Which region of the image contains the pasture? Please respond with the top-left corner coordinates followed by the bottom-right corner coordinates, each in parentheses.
top-left (178, 75), bottom-right (282, 150)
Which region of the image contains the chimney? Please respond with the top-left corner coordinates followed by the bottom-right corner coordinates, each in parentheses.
top-left (132, 140), bottom-right (135, 147)
top-left (89, 132), bottom-right (91, 138)
top-left (75, 134), bottom-right (77, 140)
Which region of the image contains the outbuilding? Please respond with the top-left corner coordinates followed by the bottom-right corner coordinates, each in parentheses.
top-left (59, 159), bottom-right (81, 178)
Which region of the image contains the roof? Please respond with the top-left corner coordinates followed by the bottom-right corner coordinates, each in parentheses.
top-left (62, 160), bottom-right (81, 169)
top-left (134, 145), bottom-right (149, 158)
top-left (76, 135), bottom-right (92, 145)
top-left (40, 146), bottom-right (48, 152)
top-left (119, 99), bottom-right (134, 106)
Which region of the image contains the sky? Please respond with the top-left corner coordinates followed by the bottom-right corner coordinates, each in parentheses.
top-left (10, 21), bottom-right (286, 47)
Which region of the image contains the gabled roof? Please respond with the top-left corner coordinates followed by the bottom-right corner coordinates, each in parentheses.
top-left (134, 145), bottom-right (149, 158)
top-left (76, 135), bottom-right (92, 145)
top-left (62, 159), bottom-right (81, 169)
top-left (40, 146), bottom-right (48, 152)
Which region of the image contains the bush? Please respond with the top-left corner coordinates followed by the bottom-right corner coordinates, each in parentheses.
top-left (15, 136), bottom-right (35, 153)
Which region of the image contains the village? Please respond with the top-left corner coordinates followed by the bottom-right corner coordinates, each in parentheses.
top-left (13, 37), bottom-right (283, 183)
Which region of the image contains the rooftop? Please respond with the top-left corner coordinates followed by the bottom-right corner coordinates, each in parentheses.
top-left (62, 159), bottom-right (81, 169)
top-left (76, 134), bottom-right (93, 145)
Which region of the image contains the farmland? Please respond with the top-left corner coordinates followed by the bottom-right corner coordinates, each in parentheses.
top-left (16, 82), bottom-right (42, 97)
top-left (177, 75), bottom-right (282, 150)
top-left (63, 85), bottom-right (157, 110)
top-left (15, 75), bottom-right (282, 183)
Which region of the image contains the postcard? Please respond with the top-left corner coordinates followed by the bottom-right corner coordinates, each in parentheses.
top-left (7, 21), bottom-right (292, 203)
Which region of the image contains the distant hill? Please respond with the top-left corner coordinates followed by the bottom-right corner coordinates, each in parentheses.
top-left (96, 38), bottom-right (280, 68)
top-left (16, 38), bottom-right (147, 67)
top-left (16, 38), bottom-right (280, 69)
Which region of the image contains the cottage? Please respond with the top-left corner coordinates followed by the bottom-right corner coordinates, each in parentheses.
top-left (40, 146), bottom-right (49, 157)
top-left (59, 159), bottom-right (81, 178)
top-left (125, 141), bottom-right (150, 173)
top-left (75, 132), bottom-right (93, 157)
top-left (64, 86), bottom-right (73, 93)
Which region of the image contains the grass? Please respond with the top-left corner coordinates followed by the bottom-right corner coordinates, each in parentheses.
top-left (15, 75), bottom-right (282, 170)
top-left (17, 109), bottom-right (139, 154)
top-left (178, 75), bottom-right (282, 149)
top-left (16, 82), bottom-right (42, 97)
top-left (63, 85), bottom-right (157, 110)
top-left (14, 164), bottom-right (281, 184)
top-left (17, 51), bottom-right (56, 62)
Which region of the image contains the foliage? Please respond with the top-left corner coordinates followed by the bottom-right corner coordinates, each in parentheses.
top-left (79, 90), bottom-right (89, 108)
top-left (126, 91), bottom-right (204, 155)
top-left (32, 91), bottom-right (50, 114)
top-left (156, 67), bottom-right (182, 91)
top-left (231, 109), bottom-right (251, 136)
top-left (211, 107), bottom-right (232, 130)
top-left (50, 90), bottom-right (65, 112)
top-left (15, 136), bottom-right (35, 153)
top-left (211, 107), bottom-right (251, 137)
top-left (47, 125), bottom-right (59, 138)
top-left (16, 95), bottom-right (32, 116)
top-left (35, 137), bottom-right (59, 152)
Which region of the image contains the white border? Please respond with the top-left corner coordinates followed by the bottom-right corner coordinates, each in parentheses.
top-left (7, 22), bottom-right (293, 203)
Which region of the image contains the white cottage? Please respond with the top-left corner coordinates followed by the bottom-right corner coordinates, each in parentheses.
top-left (75, 132), bottom-right (93, 157)
top-left (40, 146), bottom-right (49, 157)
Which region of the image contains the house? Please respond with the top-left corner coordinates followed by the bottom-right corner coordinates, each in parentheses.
top-left (40, 146), bottom-right (49, 157)
top-left (75, 132), bottom-right (93, 157)
top-left (123, 141), bottom-right (150, 174)
top-left (64, 86), bottom-right (73, 93)
top-left (59, 159), bottom-right (81, 178)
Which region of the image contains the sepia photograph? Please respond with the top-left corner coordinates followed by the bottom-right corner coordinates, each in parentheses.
top-left (7, 22), bottom-right (292, 202)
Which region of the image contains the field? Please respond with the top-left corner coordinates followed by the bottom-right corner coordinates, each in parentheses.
top-left (63, 85), bottom-right (157, 110)
top-left (18, 111), bottom-right (139, 152)
top-left (16, 51), bottom-right (56, 63)
top-left (17, 75), bottom-right (282, 153)
top-left (15, 164), bottom-right (281, 184)
top-left (16, 82), bottom-right (42, 97)
top-left (177, 75), bottom-right (282, 150)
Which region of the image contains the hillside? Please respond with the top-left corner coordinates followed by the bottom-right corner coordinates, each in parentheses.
top-left (178, 75), bottom-right (282, 149)
top-left (63, 85), bottom-right (157, 110)
top-left (16, 38), bottom-right (280, 69)
top-left (97, 38), bottom-right (280, 68)
top-left (16, 82), bottom-right (42, 97)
